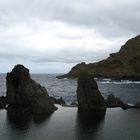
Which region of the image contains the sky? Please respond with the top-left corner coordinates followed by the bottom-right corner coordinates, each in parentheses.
top-left (0, 0), bottom-right (140, 73)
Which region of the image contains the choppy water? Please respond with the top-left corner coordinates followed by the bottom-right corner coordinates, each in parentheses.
top-left (1, 74), bottom-right (140, 104)
top-left (0, 74), bottom-right (140, 140)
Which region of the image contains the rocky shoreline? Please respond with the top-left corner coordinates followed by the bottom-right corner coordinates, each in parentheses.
top-left (57, 35), bottom-right (140, 80)
top-left (0, 64), bottom-right (140, 119)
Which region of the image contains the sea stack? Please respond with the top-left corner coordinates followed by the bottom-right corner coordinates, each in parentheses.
top-left (77, 72), bottom-right (106, 113)
top-left (6, 64), bottom-right (57, 114)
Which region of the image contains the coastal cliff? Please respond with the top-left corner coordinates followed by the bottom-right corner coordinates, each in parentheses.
top-left (58, 35), bottom-right (140, 80)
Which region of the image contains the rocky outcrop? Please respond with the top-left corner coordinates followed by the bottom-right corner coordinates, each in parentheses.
top-left (77, 72), bottom-right (106, 112)
top-left (71, 101), bottom-right (78, 106)
top-left (105, 94), bottom-right (128, 109)
top-left (58, 35), bottom-right (140, 80)
top-left (0, 96), bottom-right (7, 109)
top-left (49, 96), bottom-right (66, 105)
top-left (6, 64), bottom-right (57, 114)
top-left (134, 102), bottom-right (140, 108)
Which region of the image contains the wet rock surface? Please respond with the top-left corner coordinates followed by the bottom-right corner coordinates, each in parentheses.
top-left (105, 94), bottom-right (129, 110)
top-left (6, 64), bottom-right (57, 114)
top-left (49, 96), bottom-right (66, 105)
top-left (0, 96), bottom-right (7, 109)
top-left (77, 72), bottom-right (106, 112)
top-left (71, 101), bottom-right (78, 106)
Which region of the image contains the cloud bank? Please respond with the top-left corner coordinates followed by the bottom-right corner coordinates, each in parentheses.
top-left (0, 0), bottom-right (139, 73)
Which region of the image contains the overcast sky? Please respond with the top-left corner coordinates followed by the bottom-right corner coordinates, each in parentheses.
top-left (0, 0), bottom-right (139, 73)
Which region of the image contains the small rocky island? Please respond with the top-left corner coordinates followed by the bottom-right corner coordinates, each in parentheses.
top-left (77, 72), bottom-right (106, 113)
top-left (105, 94), bottom-right (128, 110)
top-left (58, 35), bottom-right (140, 80)
top-left (0, 64), bottom-right (57, 114)
top-left (76, 72), bottom-right (130, 110)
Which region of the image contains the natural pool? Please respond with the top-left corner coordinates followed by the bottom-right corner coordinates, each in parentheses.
top-left (0, 105), bottom-right (140, 140)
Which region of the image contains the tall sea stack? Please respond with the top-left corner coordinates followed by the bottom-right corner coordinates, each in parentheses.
top-left (6, 64), bottom-right (57, 114)
top-left (77, 72), bottom-right (106, 113)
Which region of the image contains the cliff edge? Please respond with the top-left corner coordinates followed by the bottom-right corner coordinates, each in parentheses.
top-left (58, 35), bottom-right (140, 80)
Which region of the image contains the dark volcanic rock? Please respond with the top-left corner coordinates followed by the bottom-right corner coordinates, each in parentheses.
top-left (105, 94), bottom-right (128, 109)
top-left (77, 72), bottom-right (106, 112)
top-left (6, 64), bottom-right (57, 114)
top-left (58, 35), bottom-right (140, 80)
top-left (0, 96), bottom-right (7, 109)
top-left (134, 102), bottom-right (140, 108)
top-left (71, 101), bottom-right (78, 106)
top-left (50, 96), bottom-right (66, 105)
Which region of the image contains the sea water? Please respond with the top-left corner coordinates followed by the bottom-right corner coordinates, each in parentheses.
top-left (0, 74), bottom-right (140, 140)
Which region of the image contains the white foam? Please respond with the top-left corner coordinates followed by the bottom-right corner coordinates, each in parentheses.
top-left (103, 78), bottom-right (111, 81)
top-left (63, 78), bottom-right (68, 80)
top-left (100, 80), bottom-right (140, 84)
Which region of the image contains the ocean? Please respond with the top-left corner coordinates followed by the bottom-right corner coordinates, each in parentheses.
top-left (0, 74), bottom-right (140, 140)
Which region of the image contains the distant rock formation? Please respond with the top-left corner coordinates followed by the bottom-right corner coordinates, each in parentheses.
top-left (49, 96), bottom-right (66, 105)
top-left (105, 94), bottom-right (128, 109)
top-left (77, 72), bottom-right (106, 112)
top-left (58, 35), bottom-right (140, 80)
top-left (6, 64), bottom-right (57, 114)
top-left (134, 102), bottom-right (140, 108)
top-left (71, 101), bottom-right (78, 106)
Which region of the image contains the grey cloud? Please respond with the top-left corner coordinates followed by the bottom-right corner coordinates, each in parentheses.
top-left (0, 41), bottom-right (108, 64)
top-left (0, 0), bottom-right (140, 37)
top-left (31, 47), bottom-right (109, 64)
top-left (55, 33), bottom-right (84, 40)
top-left (0, 0), bottom-right (139, 73)
top-left (50, 1), bottom-right (140, 37)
